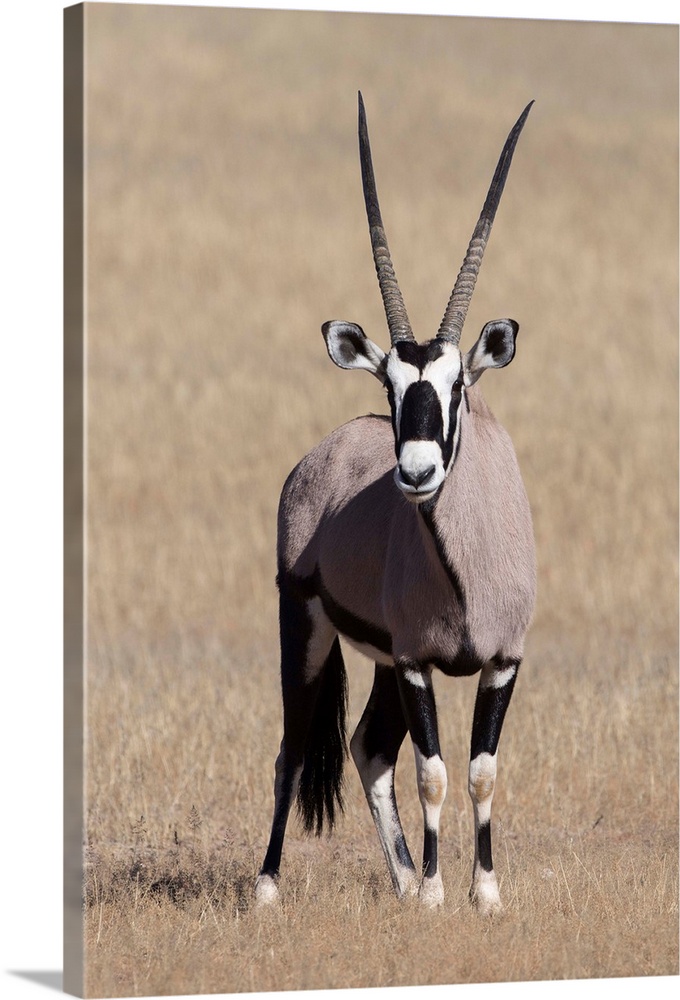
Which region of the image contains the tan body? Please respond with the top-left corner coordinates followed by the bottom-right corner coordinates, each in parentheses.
top-left (279, 387), bottom-right (535, 671)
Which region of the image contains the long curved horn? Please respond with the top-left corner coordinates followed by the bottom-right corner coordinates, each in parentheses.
top-left (358, 92), bottom-right (415, 344)
top-left (438, 101), bottom-right (534, 345)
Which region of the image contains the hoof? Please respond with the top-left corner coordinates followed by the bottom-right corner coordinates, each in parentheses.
top-left (472, 892), bottom-right (503, 918)
top-left (470, 871), bottom-right (502, 917)
top-left (418, 873), bottom-right (444, 908)
top-left (254, 873), bottom-right (280, 906)
top-left (396, 871), bottom-right (419, 899)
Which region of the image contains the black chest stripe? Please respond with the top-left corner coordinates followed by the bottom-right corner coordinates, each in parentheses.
top-left (419, 503), bottom-right (466, 610)
top-left (314, 569), bottom-right (393, 657)
top-left (418, 503), bottom-right (485, 675)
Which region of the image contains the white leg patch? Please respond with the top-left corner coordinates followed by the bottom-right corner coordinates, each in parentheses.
top-left (468, 752), bottom-right (502, 916)
top-left (468, 751), bottom-right (497, 823)
top-left (419, 871), bottom-right (444, 908)
top-left (415, 748), bottom-right (448, 814)
top-left (351, 737), bottom-right (417, 898)
top-left (414, 748), bottom-right (447, 907)
top-left (402, 666), bottom-right (427, 689)
top-left (368, 772), bottom-right (418, 897)
top-left (480, 662), bottom-right (517, 690)
top-left (254, 874), bottom-right (280, 906)
top-left (470, 868), bottom-right (502, 917)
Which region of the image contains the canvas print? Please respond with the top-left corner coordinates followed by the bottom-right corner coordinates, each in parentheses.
top-left (64, 3), bottom-right (679, 997)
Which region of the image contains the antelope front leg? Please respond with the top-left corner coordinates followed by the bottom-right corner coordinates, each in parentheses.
top-left (468, 656), bottom-right (520, 916)
top-left (396, 662), bottom-right (447, 907)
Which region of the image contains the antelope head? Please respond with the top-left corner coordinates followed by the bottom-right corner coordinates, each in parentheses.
top-left (323, 94), bottom-right (532, 503)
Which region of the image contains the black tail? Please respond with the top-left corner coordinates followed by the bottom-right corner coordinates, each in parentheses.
top-left (296, 637), bottom-right (348, 836)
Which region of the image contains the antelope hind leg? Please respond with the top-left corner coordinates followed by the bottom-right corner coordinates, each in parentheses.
top-left (350, 663), bottom-right (418, 898)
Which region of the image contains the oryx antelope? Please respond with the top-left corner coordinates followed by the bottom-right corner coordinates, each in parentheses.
top-left (256, 95), bottom-right (536, 914)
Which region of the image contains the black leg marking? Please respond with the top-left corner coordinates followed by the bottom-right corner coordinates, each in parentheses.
top-left (470, 658), bottom-right (519, 760)
top-left (423, 828), bottom-right (438, 879)
top-left (395, 663), bottom-right (441, 758)
top-left (395, 662), bottom-right (447, 906)
top-left (467, 657), bottom-right (521, 914)
top-left (476, 821), bottom-right (493, 873)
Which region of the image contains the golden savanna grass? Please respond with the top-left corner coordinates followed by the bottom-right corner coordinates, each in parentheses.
top-left (81, 5), bottom-right (678, 996)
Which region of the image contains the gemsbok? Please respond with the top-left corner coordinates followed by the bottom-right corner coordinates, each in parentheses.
top-left (256, 94), bottom-right (536, 914)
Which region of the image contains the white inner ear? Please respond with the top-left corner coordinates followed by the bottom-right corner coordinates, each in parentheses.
top-left (464, 319), bottom-right (517, 386)
top-left (356, 337), bottom-right (387, 374)
top-left (324, 322), bottom-right (386, 378)
top-left (463, 360), bottom-right (482, 388)
top-left (463, 339), bottom-right (490, 384)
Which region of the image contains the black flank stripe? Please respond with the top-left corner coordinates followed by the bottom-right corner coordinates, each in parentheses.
top-left (279, 568), bottom-right (392, 656)
top-left (313, 568), bottom-right (393, 657)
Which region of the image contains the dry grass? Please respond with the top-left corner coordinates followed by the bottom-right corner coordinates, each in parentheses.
top-left (84, 638), bottom-right (677, 995)
top-left (81, 5), bottom-right (678, 997)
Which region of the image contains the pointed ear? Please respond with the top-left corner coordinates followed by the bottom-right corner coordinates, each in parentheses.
top-left (463, 319), bottom-right (519, 386)
top-left (322, 321), bottom-right (387, 382)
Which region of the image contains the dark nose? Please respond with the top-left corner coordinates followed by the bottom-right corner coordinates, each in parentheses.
top-left (399, 464), bottom-right (436, 489)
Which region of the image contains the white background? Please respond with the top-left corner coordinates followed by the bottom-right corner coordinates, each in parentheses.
top-left (0, 1), bottom-right (677, 999)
